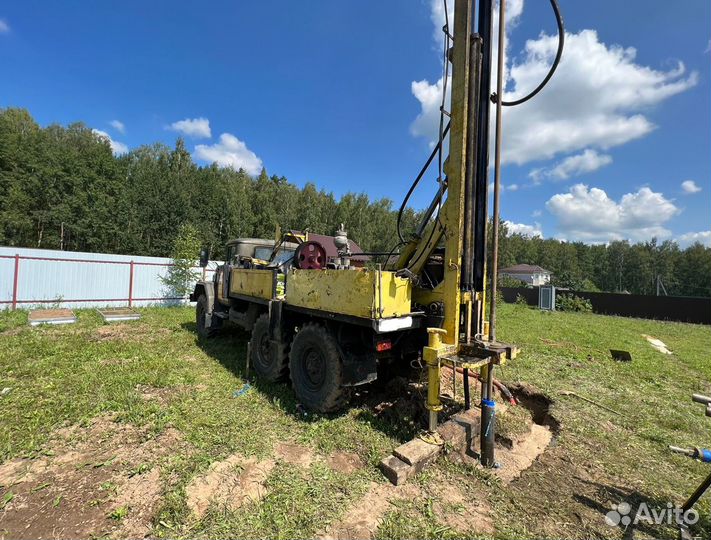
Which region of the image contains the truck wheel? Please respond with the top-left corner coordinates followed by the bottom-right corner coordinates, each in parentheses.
top-left (289, 323), bottom-right (350, 413)
top-left (196, 294), bottom-right (218, 338)
top-left (249, 313), bottom-right (289, 382)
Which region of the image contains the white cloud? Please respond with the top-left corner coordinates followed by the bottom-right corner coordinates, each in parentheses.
top-left (109, 120), bottom-right (125, 134)
top-left (505, 220), bottom-right (542, 237)
top-left (168, 117), bottom-right (211, 139)
top-left (705, 40), bottom-right (711, 54)
top-left (194, 133), bottom-right (263, 175)
top-left (412, 0), bottom-right (523, 141)
top-left (531, 209), bottom-right (542, 218)
top-left (92, 129), bottom-right (128, 155)
top-left (681, 180), bottom-right (702, 194)
top-left (0, 19), bottom-right (9, 34)
top-left (529, 149), bottom-right (612, 183)
top-left (546, 184), bottom-right (679, 242)
top-left (679, 231), bottom-right (711, 247)
top-left (486, 181), bottom-right (519, 195)
top-left (411, 2), bottom-right (697, 166)
top-left (410, 77), bottom-right (451, 142)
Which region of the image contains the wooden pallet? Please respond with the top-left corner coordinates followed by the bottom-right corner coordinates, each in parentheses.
top-left (96, 308), bottom-right (141, 322)
top-left (28, 309), bottom-right (77, 326)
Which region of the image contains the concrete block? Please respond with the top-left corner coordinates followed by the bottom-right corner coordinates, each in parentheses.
top-left (438, 409), bottom-right (481, 455)
top-left (379, 455), bottom-right (411, 485)
top-left (393, 437), bottom-right (441, 466)
top-left (380, 409), bottom-right (485, 485)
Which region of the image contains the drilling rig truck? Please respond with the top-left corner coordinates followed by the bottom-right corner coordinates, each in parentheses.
top-left (190, 0), bottom-right (564, 467)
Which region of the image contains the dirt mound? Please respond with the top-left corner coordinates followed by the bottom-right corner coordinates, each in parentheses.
top-left (430, 482), bottom-right (494, 535)
top-left (274, 442), bottom-right (316, 467)
top-left (135, 384), bottom-right (175, 405)
top-left (185, 454), bottom-right (275, 519)
top-left (326, 452), bottom-right (363, 475)
top-left (0, 416), bottom-right (182, 539)
top-left (316, 481), bottom-right (420, 540)
top-left (495, 424), bottom-right (553, 484)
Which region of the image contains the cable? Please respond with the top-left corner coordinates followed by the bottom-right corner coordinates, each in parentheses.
top-left (397, 0), bottom-right (564, 273)
top-left (396, 122), bottom-right (450, 243)
top-left (396, 0), bottom-right (453, 245)
top-left (401, 0), bottom-right (451, 274)
top-left (499, 0), bottom-right (564, 107)
top-left (383, 240), bottom-right (405, 269)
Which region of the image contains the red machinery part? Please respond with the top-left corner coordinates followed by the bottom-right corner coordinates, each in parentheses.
top-left (294, 241), bottom-right (327, 270)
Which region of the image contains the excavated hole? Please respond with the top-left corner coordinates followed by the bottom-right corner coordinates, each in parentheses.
top-left (507, 382), bottom-right (561, 434)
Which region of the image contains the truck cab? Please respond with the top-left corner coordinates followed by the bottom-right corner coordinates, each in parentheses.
top-left (214, 238), bottom-right (297, 306)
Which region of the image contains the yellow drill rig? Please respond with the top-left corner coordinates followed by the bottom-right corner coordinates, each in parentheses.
top-left (191, 0), bottom-right (564, 468)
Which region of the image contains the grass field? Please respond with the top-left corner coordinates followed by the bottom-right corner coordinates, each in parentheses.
top-left (0, 303), bottom-right (709, 539)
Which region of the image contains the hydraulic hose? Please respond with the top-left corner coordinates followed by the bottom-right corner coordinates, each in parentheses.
top-left (396, 122), bottom-right (451, 243)
top-left (445, 364), bottom-right (518, 405)
top-left (499, 0), bottom-right (564, 107)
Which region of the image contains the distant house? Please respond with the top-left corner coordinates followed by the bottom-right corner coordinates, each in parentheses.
top-left (499, 264), bottom-right (551, 286)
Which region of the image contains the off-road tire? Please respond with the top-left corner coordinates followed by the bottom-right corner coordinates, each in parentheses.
top-left (289, 323), bottom-right (350, 413)
top-left (249, 313), bottom-right (289, 382)
top-left (196, 294), bottom-right (218, 338)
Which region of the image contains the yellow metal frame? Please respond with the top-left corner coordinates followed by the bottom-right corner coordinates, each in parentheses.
top-left (285, 268), bottom-right (411, 319)
top-left (229, 268), bottom-right (275, 300)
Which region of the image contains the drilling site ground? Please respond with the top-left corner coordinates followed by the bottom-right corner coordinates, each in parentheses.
top-left (0, 303), bottom-right (709, 539)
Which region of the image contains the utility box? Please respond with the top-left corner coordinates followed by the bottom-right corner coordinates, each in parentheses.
top-left (538, 285), bottom-right (556, 311)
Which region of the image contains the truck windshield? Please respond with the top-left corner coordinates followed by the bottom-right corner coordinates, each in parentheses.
top-left (271, 249), bottom-right (295, 266)
top-left (254, 247), bottom-right (295, 266)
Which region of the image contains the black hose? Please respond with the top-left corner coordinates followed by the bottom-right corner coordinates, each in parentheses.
top-left (396, 122), bottom-right (450, 243)
top-left (499, 0), bottom-right (564, 107)
top-left (396, 0), bottom-right (564, 269)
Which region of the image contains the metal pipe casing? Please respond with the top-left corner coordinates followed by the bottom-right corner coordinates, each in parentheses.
top-left (480, 397), bottom-right (496, 466)
top-left (463, 367), bottom-right (471, 410)
top-left (462, 35), bottom-right (483, 292)
top-left (473, 0), bottom-right (494, 292)
top-left (488, 0), bottom-right (506, 342)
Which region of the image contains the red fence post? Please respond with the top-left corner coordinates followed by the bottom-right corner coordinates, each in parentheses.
top-left (128, 260), bottom-right (134, 307)
top-left (11, 254), bottom-right (19, 310)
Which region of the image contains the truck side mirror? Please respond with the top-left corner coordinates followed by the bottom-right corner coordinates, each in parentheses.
top-left (199, 247), bottom-right (209, 268)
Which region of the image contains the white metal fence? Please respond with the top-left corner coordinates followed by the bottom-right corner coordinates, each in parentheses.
top-left (0, 246), bottom-right (220, 310)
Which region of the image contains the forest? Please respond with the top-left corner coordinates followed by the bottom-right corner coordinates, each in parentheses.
top-left (1, 107), bottom-right (709, 298)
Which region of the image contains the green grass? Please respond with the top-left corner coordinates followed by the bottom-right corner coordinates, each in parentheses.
top-left (0, 303), bottom-right (709, 539)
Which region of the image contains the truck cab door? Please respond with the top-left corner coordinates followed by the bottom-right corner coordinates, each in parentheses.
top-left (223, 245), bottom-right (238, 299)
top-left (216, 245), bottom-right (237, 304)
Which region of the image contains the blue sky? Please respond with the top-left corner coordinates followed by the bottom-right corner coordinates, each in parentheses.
top-left (0, 1), bottom-right (709, 245)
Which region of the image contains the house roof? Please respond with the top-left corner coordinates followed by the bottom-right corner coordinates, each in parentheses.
top-left (499, 263), bottom-right (551, 274)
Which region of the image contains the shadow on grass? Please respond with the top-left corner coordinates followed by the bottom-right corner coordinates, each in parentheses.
top-left (573, 476), bottom-right (710, 540)
top-left (181, 321), bottom-right (424, 444)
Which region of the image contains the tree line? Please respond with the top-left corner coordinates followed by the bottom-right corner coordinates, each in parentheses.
top-left (493, 223), bottom-right (711, 298)
top-left (1, 107), bottom-right (709, 298)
